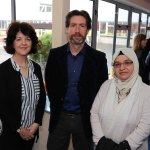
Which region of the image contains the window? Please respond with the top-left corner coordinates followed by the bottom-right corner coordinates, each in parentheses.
top-left (97, 1), bottom-right (115, 73)
top-left (140, 13), bottom-right (147, 34)
top-left (147, 16), bottom-right (150, 38)
top-left (116, 8), bottom-right (129, 49)
top-left (0, 0), bottom-right (11, 63)
top-left (40, 3), bottom-right (52, 12)
top-left (130, 12), bottom-right (139, 47)
top-left (16, 0), bottom-right (52, 24)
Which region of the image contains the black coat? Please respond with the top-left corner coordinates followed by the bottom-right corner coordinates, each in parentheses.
top-left (45, 43), bottom-right (108, 139)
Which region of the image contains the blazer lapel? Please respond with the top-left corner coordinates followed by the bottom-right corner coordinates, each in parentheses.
top-left (79, 44), bottom-right (94, 85)
top-left (59, 44), bottom-right (68, 84)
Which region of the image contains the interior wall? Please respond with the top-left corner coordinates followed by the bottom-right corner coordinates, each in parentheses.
top-left (52, 0), bottom-right (70, 48)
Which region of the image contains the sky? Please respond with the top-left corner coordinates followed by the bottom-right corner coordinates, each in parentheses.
top-left (0, 0), bottom-right (52, 20)
top-left (0, 0), bottom-right (146, 22)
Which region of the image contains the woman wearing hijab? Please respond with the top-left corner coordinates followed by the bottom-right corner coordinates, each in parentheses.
top-left (90, 48), bottom-right (150, 150)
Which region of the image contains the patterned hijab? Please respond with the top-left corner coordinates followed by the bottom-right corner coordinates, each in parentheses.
top-left (112, 48), bottom-right (139, 102)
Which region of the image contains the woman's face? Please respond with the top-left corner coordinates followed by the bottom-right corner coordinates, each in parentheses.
top-left (141, 39), bottom-right (147, 49)
top-left (113, 55), bottom-right (134, 81)
top-left (13, 31), bottom-right (32, 56)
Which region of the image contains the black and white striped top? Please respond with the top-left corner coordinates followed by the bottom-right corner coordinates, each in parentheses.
top-left (11, 58), bottom-right (40, 128)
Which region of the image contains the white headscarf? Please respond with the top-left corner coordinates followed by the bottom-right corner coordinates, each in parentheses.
top-left (112, 48), bottom-right (139, 101)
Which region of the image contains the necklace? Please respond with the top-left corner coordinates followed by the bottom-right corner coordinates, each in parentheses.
top-left (12, 56), bottom-right (28, 69)
top-left (19, 64), bottom-right (28, 69)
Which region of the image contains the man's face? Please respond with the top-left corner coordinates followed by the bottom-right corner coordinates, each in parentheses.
top-left (66, 16), bottom-right (89, 45)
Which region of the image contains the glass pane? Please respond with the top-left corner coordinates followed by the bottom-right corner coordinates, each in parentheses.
top-left (97, 1), bottom-right (115, 74)
top-left (70, 0), bottom-right (93, 46)
top-left (0, 0), bottom-right (11, 20)
top-left (29, 29), bottom-right (52, 112)
top-left (148, 16), bottom-right (150, 27)
top-left (147, 30), bottom-right (150, 38)
top-left (16, 0), bottom-right (52, 24)
top-left (116, 30), bottom-right (128, 49)
top-left (29, 29), bottom-right (52, 73)
top-left (130, 12), bottom-right (139, 47)
top-left (0, 50), bottom-right (11, 64)
top-left (118, 8), bottom-right (129, 25)
top-left (147, 16), bottom-right (150, 38)
top-left (70, 0), bottom-right (92, 15)
top-left (140, 13), bottom-right (147, 34)
top-left (0, 0), bottom-right (11, 63)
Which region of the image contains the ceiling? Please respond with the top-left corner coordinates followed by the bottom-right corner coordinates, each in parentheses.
top-left (114, 0), bottom-right (150, 13)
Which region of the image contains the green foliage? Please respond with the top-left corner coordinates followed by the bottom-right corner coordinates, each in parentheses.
top-left (30, 32), bottom-right (52, 64)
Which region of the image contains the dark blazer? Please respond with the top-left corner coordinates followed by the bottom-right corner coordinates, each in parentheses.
top-left (45, 43), bottom-right (108, 139)
top-left (0, 59), bottom-right (46, 138)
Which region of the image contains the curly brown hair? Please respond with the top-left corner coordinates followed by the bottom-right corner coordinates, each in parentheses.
top-left (4, 21), bottom-right (41, 54)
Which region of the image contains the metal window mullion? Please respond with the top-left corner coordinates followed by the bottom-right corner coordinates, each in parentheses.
top-left (146, 14), bottom-right (149, 36)
top-left (11, 0), bottom-right (16, 21)
top-left (127, 9), bottom-right (132, 47)
top-left (138, 12), bottom-right (141, 33)
top-left (113, 4), bottom-right (118, 54)
top-left (91, 0), bottom-right (98, 49)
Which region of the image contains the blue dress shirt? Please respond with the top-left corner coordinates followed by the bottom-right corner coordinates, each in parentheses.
top-left (63, 46), bottom-right (85, 113)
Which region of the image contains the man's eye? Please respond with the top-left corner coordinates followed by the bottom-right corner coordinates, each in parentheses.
top-left (70, 24), bottom-right (75, 27)
top-left (80, 24), bottom-right (86, 28)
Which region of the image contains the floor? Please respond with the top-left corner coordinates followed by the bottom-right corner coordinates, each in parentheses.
top-left (33, 112), bottom-right (74, 150)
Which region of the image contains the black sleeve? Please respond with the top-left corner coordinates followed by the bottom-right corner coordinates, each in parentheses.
top-left (113, 140), bottom-right (131, 150)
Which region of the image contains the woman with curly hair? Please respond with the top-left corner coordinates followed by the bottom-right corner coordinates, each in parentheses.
top-left (0, 22), bottom-right (46, 150)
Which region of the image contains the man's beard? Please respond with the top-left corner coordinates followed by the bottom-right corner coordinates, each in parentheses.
top-left (69, 33), bottom-right (86, 45)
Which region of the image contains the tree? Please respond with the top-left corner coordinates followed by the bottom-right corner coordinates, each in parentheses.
top-left (30, 32), bottom-right (52, 64)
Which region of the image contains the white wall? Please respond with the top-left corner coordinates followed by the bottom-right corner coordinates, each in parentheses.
top-left (52, 0), bottom-right (70, 48)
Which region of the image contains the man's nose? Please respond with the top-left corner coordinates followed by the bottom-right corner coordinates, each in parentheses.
top-left (75, 26), bottom-right (80, 32)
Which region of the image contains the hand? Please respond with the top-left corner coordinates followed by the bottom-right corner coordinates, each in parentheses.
top-left (18, 127), bottom-right (34, 140)
top-left (28, 123), bottom-right (39, 135)
top-left (113, 140), bottom-right (131, 150)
